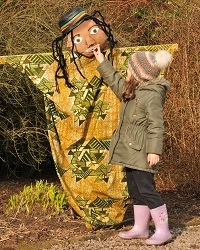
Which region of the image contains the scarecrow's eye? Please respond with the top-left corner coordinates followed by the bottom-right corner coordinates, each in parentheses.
top-left (74, 36), bottom-right (83, 44)
top-left (90, 26), bottom-right (99, 35)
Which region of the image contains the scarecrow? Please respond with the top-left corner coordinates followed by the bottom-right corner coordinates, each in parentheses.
top-left (51, 6), bottom-right (128, 229)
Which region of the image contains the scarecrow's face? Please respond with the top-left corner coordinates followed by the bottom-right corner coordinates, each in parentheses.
top-left (66, 19), bottom-right (108, 58)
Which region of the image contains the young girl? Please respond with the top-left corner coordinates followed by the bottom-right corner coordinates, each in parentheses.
top-left (93, 45), bottom-right (173, 245)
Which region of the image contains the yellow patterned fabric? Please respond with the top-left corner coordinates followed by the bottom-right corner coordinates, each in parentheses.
top-left (0, 44), bottom-right (178, 229)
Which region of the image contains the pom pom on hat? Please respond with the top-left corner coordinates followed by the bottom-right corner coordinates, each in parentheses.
top-left (128, 50), bottom-right (173, 82)
top-left (154, 50), bottom-right (173, 69)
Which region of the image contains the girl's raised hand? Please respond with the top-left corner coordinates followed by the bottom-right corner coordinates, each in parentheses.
top-left (93, 44), bottom-right (105, 63)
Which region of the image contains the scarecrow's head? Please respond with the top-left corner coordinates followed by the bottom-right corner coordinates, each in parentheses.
top-left (52, 6), bottom-right (116, 89)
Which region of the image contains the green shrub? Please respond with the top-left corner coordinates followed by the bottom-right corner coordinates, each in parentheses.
top-left (6, 180), bottom-right (68, 215)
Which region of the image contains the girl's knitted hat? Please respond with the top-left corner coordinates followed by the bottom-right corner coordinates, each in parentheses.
top-left (128, 50), bottom-right (173, 82)
top-left (58, 6), bottom-right (90, 35)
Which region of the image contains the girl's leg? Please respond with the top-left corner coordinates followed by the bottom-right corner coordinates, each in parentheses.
top-left (145, 204), bottom-right (172, 245)
top-left (125, 167), bottom-right (148, 206)
top-left (130, 169), bottom-right (172, 245)
top-left (118, 168), bottom-right (150, 239)
top-left (130, 169), bottom-right (163, 209)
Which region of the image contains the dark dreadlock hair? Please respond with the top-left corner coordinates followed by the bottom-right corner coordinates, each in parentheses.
top-left (52, 10), bottom-right (117, 91)
top-left (52, 34), bottom-right (74, 91)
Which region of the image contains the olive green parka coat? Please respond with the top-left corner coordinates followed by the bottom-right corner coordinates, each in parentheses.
top-left (97, 59), bottom-right (171, 173)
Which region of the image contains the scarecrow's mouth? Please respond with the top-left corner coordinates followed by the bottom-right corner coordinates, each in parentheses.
top-left (86, 44), bottom-right (99, 53)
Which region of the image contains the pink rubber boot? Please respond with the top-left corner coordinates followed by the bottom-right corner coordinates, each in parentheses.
top-left (145, 204), bottom-right (172, 245)
top-left (119, 205), bottom-right (150, 239)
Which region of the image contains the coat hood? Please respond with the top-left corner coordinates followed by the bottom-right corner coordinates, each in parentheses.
top-left (137, 77), bottom-right (171, 93)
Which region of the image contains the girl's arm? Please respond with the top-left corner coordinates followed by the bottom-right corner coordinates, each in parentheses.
top-left (93, 45), bottom-right (125, 100)
top-left (145, 92), bottom-right (164, 167)
top-left (145, 92), bottom-right (164, 156)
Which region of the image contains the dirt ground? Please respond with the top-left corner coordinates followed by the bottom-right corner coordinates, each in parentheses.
top-left (0, 177), bottom-right (199, 250)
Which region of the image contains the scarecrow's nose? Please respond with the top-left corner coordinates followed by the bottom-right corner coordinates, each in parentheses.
top-left (85, 35), bottom-right (95, 47)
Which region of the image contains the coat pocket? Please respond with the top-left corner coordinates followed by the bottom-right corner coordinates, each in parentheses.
top-left (125, 125), bottom-right (146, 151)
top-left (126, 136), bottom-right (143, 151)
